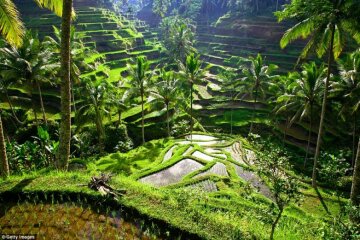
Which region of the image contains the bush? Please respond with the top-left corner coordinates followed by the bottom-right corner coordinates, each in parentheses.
top-left (104, 124), bottom-right (133, 153)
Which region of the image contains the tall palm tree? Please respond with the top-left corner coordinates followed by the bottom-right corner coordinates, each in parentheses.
top-left (57, 0), bottom-right (74, 170)
top-left (125, 56), bottom-right (152, 144)
top-left (108, 81), bottom-right (128, 129)
top-left (76, 79), bottom-right (111, 151)
top-left (240, 53), bottom-right (278, 134)
top-left (219, 68), bottom-right (245, 135)
top-left (0, 109), bottom-right (9, 178)
top-left (150, 68), bottom-right (180, 137)
top-left (331, 50), bottom-right (360, 167)
top-left (276, 62), bottom-right (325, 166)
top-left (277, 0), bottom-right (360, 187)
top-left (0, 32), bottom-right (58, 125)
top-left (179, 53), bottom-right (207, 139)
top-left (0, 0), bottom-right (63, 47)
top-left (44, 26), bottom-right (100, 113)
top-left (0, 70), bottom-right (23, 124)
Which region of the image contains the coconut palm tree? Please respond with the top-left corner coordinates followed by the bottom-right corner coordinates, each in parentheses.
top-left (219, 68), bottom-right (245, 135)
top-left (330, 50), bottom-right (360, 167)
top-left (240, 53), bottom-right (278, 134)
top-left (76, 78), bottom-right (111, 151)
top-left (44, 26), bottom-right (100, 113)
top-left (108, 81), bottom-right (128, 129)
top-left (179, 53), bottom-right (207, 139)
top-left (150, 68), bottom-right (180, 137)
top-left (0, 32), bottom-right (58, 125)
top-left (125, 56), bottom-right (153, 144)
top-left (57, 0), bottom-right (74, 170)
top-left (0, 70), bottom-right (23, 124)
top-left (0, 0), bottom-right (63, 47)
top-left (0, 109), bottom-right (9, 178)
top-left (276, 62), bottom-right (325, 166)
top-left (276, 0), bottom-right (360, 187)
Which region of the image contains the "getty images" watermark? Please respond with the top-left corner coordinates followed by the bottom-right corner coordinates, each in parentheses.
top-left (1, 235), bottom-right (36, 240)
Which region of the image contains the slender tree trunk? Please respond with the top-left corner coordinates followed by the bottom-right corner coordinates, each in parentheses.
top-left (249, 86), bottom-right (258, 134)
top-left (276, 0), bottom-right (279, 11)
top-left (95, 108), bottom-right (104, 152)
top-left (270, 207), bottom-right (283, 240)
top-left (117, 110), bottom-right (122, 129)
top-left (57, 0), bottom-right (73, 170)
top-left (71, 81), bottom-right (77, 113)
top-left (190, 81), bottom-right (193, 142)
top-left (312, 24), bottom-right (335, 187)
top-left (283, 117), bottom-right (289, 147)
top-left (350, 137), bottom-right (360, 223)
top-left (230, 107), bottom-right (233, 135)
top-left (36, 80), bottom-right (47, 125)
top-left (305, 104), bottom-right (313, 168)
top-left (5, 90), bottom-right (22, 125)
top-left (0, 113), bottom-right (9, 178)
top-left (166, 102), bottom-right (170, 137)
top-left (352, 113), bottom-right (357, 168)
top-left (141, 89), bottom-right (145, 144)
top-left (30, 85), bottom-right (38, 123)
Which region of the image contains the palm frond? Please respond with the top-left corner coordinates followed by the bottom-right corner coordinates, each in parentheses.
top-left (0, 0), bottom-right (24, 47)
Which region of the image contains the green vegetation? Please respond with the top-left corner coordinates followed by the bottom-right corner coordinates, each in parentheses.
top-left (0, 0), bottom-right (360, 239)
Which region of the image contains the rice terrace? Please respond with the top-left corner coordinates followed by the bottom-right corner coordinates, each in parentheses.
top-left (0, 0), bottom-right (360, 239)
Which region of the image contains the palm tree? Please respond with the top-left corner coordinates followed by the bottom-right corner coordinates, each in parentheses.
top-left (0, 70), bottom-right (23, 124)
top-left (0, 109), bottom-right (9, 177)
top-left (108, 81), bottom-right (128, 129)
top-left (150, 68), bottom-right (180, 137)
top-left (219, 68), bottom-right (245, 135)
top-left (179, 53), bottom-right (207, 139)
top-left (44, 26), bottom-right (100, 113)
top-left (0, 32), bottom-right (58, 125)
top-left (272, 71), bottom-right (298, 145)
top-left (331, 50), bottom-right (360, 167)
top-left (276, 0), bottom-right (360, 187)
top-left (240, 53), bottom-right (278, 134)
top-left (0, 0), bottom-right (63, 47)
top-left (76, 79), bottom-right (111, 151)
top-left (276, 62), bottom-right (325, 166)
top-left (57, 0), bottom-right (74, 170)
top-left (125, 56), bottom-right (153, 144)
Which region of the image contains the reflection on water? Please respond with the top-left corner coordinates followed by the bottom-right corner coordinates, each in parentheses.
top-left (0, 201), bottom-right (159, 240)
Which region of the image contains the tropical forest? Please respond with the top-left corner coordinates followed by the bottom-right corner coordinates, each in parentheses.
top-left (0, 0), bottom-right (360, 239)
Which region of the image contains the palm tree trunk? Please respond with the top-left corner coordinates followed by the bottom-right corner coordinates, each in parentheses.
top-left (312, 24), bottom-right (335, 187)
top-left (276, 0), bottom-right (279, 11)
top-left (71, 81), bottom-right (77, 113)
top-left (0, 112), bottom-right (9, 178)
top-left (95, 108), bottom-right (104, 152)
top-left (166, 102), bottom-right (170, 137)
top-left (249, 86), bottom-right (258, 134)
top-left (230, 107), bottom-right (233, 135)
top-left (350, 137), bottom-right (360, 223)
top-left (190, 82), bottom-right (193, 141)
top-left (352, 113), bottom-right (357, 168)
top-left (5, 90), bottom-right (22, 125)
top-left (305, 104), bottom-right (313, 168)
top-left (141, 89), bottom-right (145, 144)
top-left (283, 117), bottom-right (289, 147)
top-left (30, 85), bottom-right (38, 123)
top-left (57, 0), bottom-right (73, 170)
top-left (270, 207), bottom-right (283, 240)
top-left (117, 110), bottom-right (122, 129)
top-left (36, 80), bottom-right (47, 125)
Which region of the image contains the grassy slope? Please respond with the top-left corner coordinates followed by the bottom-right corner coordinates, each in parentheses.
top-left (0, 136), bottom-right (347, 240)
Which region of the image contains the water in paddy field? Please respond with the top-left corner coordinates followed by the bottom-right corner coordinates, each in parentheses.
top-left (0, 201), bottom-right (160, 240)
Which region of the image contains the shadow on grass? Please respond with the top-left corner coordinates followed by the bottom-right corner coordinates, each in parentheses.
top-left (315, 187), bottom-right (330, 215)
top-left (0, 177), bottom-right (37, 218)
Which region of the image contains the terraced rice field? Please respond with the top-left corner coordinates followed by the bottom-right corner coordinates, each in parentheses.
top-left (136, 133), bottom-right (271, 197)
